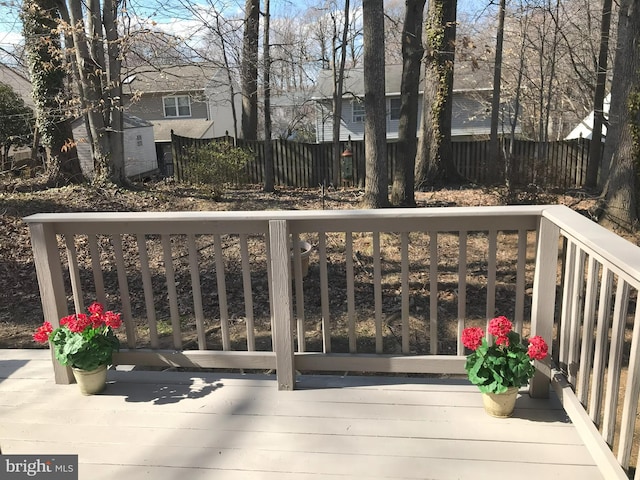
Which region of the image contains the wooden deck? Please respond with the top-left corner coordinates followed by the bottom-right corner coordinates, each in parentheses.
top-left (0, 350), bottom-right (607, 479)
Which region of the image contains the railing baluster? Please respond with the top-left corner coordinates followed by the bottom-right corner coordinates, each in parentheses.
top-left (346, 231), bottom-right (357, 353)
top-left (161, 234), bottom-right (181, 350)
top-left (514, 229), bottom-right (527, 334)
top-left (486, 230), bottom-right (497, 322)
top-left (589, 266), bottom-right (614, 424)
top-left (429, 231), bottom-right (438, 354)
top-left (318, 230), bottom-right (331, 353)
top-left (577, 256), bottom-right (600, 405)
top-left (602, 279), bottom-right (630, 446)
top-left (457, 231), bottom-right (468, 355)
top-left (292, 232), bottom-right (305, 352)
top-left (559, 240), bottom-right (577, 372)
top-left (373, 231), bottom-right (383, 354)
top-left (568, 248), bottom-right (586, 385)
top-left (87, 234), bottom-right (106, 305)
top-left (64, 235), bottom-right (84, 314)
top-left (401, 232), bottom-right (410, 354)
top-left (617, 298), bottom-right (640, 469)
top-left (214, 234), bottom-right (230, 350)
top-left (187, 234), bottom-right (206, 350)
top-left (136, 234), bottom-right (159, 349)
top-left (113, 234), bottom-right (135, 348)
top-left (239, 234), bottom-right (255, 351)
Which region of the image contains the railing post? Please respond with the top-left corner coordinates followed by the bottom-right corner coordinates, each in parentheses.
top-left (529, 215), bottom-right (560, 398)
top-left (268, 219), bottom-right (295, 390)
top-left (28, 222), bottom-right (74, 384)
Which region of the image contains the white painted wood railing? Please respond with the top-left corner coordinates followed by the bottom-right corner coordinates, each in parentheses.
top-left (24, 205), bottom-right (640, 478)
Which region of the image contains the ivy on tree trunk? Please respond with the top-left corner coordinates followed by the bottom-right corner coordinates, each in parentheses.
top-left (415, 0), bottom-right (463, 189)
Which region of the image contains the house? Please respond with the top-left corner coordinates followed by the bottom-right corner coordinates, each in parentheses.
top-left (565, 93), bottom-right (610, 140)
top-left (312, 63), bottom-right (498, 143)
top-left (71, 114), bottom-right (157, 179)
top-left (0, 64), bottom-right (34, 109)
top-left (122, 64), bottom-right (242, 173)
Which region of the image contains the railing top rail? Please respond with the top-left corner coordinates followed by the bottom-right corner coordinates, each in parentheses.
top-left (542, 205), bottom-right (640, 286)
top-left (23, 205), bottom-right (549, 224)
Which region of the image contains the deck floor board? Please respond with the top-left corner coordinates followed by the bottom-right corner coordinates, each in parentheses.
top-left (0, 350), bottom-right (604, 479)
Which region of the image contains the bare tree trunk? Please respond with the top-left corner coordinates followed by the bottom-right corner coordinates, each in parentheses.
top-left (263, 0), bottom-right (275, 192)
top-left (487, 0), bottom-right (506, 185)
top-left (241, 0), bottom-right (259, 140)
top-left (362, 0), bottom-right (388, 208)
top-left (585, 0), bottom-right (613, 190)
top-left (331, 0), bottom-right (350, 187)
top-left (103, 0), bottom-right (125, 184)
top-left (415, 0), bottom-right (462, 189)
top-left (66, 0), bottom-right (119, 186)
top-left (390, 0), bottom-right (425, 207)
top-left (598, 0), bottom-right (640, 231)
top-left (214, 14), bottom-right (239, 140)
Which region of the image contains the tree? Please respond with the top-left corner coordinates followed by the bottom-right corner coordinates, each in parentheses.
top-left (585, 0), bottom-right (613, 190)
top-left (390, 0), bottom-right (425, 206)
top-left (597, 0), bottom-right (640, 231)
top-left (415, 0), bottom-right (462, 188)
top-left (21, 0), bottom-right (82, 185)
top-left (0, 82), bottom-right (33, 171)
top-left (241, 0), bottom-right (259, 140)
top-left (56, 0), bottom-right (125, 186)
top-left (362, 0), bottom-right (388, 208)
top-left (263, 0), bottom-right (275, 192)
top-left (330, 0), bottom-right (350, 187)
top-left (487, 0), bottom-right (506, 185)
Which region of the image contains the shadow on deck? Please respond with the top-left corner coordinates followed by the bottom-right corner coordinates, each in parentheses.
top-left (0, 349), bottom-right (605, 479)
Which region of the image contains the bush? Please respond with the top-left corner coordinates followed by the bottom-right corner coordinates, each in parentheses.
top-left (183, 141), bottom-right (252, 197)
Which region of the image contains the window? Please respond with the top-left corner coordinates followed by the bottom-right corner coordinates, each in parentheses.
top-left (163, 95), bottom-right (191, 118)
top-left (390, 98), bottom-right (401, 121)
top-left (352, 100), bottom-right (365, 123)
top-left (136, 134), bottom-right (143, 147)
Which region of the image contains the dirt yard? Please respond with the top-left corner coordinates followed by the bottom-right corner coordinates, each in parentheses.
top-left (0, 177), bottom-right (599, 349)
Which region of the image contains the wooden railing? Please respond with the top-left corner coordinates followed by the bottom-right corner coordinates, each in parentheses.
top-left (24, 205), bottom-right (640, 478)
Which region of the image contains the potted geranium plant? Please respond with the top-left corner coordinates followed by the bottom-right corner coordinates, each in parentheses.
top-left (461, 315), bottom-right (548, 417)
top-left (33, 302), bottom-right (122, 395)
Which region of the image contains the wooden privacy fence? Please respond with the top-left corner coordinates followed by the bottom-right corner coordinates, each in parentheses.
top-left (171, 133), bottom-right (593, 189)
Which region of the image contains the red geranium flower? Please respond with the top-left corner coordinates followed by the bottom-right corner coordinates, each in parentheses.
top-left (33, 321), bottom-right (53, 344)
top-left (87, 302), bottom-right (104, 316)
top-left (488, 316), bottom-right (512, 338)
top-left (104, 311), bottom-right (122, 329)
top-left (527, 335), bottom-right (549, 360)
top-left (461, 327), bottom-right (484, 351)
top-left (495, 335), bottom-right (510, 347)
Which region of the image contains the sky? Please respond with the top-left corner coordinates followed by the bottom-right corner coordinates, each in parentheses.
top-left (0, 0), bottom-right (492, 66)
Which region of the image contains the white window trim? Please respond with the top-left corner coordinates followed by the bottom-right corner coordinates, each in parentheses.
top-left (163, 95), bottom-right (192, 118)
top-left (352, 100), bottom-right (365, 123)
top-left (389, 98), bottom-right (401, 121)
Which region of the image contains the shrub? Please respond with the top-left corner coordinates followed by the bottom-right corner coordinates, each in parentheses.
top-left (183, 141), bottom-right (252, 197)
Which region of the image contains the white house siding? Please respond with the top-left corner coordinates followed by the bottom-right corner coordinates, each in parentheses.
top-left (123, 125), bottom-right (157, 177)
top-left (72, 115), bottom-right (157, 179)
top-left (316, 92), bottom-right (489, 143)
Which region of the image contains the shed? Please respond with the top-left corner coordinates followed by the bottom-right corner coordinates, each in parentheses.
top-left (72, 114), bottom-right (157, 179)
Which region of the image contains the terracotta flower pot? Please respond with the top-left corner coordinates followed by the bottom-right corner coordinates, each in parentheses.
top-left (72, 365), bottom-right (108, 395)
top-left (481, 386), bottom-right (518, 417)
